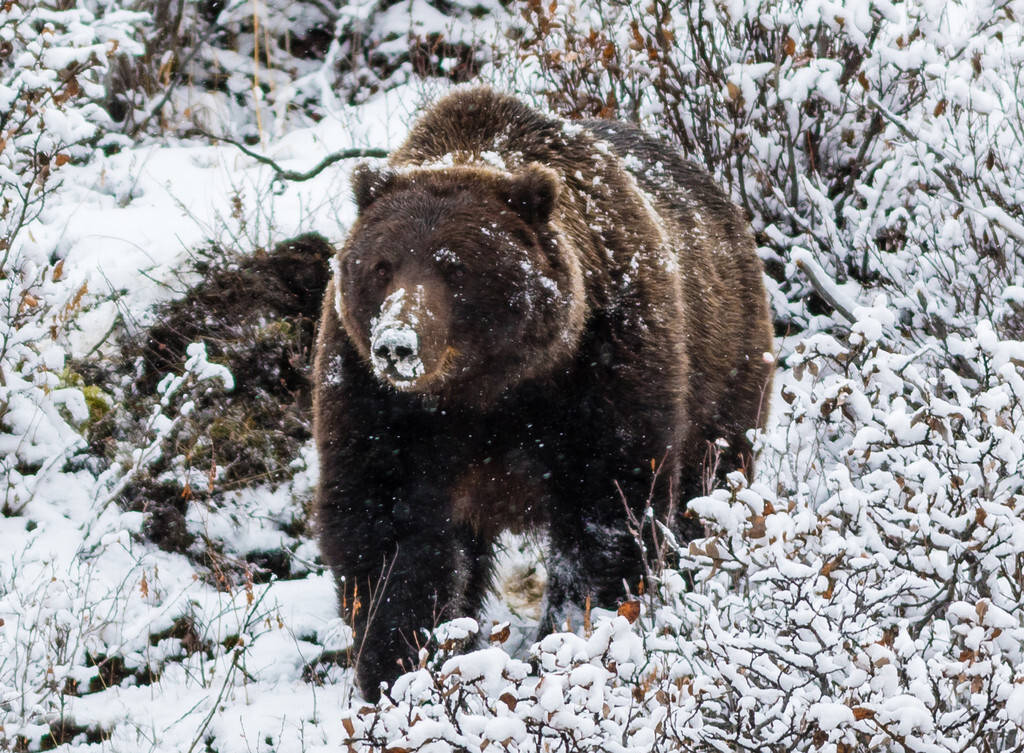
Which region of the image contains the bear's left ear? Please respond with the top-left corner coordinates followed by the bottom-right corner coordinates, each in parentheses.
top-left (506, 164), bottom-right (560, 226)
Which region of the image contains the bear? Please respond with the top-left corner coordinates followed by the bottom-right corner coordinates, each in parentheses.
top-left (313, 86), bottom-right (774, 700)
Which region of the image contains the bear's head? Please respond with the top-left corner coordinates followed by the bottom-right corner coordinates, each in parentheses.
top-left (335, 163), bottom-right (587, 407)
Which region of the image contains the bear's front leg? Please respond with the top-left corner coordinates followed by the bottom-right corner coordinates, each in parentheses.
top-left (314, 341), bottom-right (491, 700)
top-left (541, 339), bottom-right (685, 631)
top-left (543, 460), bottom-right (673, 630)
top-left (318, 462), bottom-right (490, 700)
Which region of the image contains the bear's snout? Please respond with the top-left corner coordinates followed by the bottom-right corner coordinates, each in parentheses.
top-left (371, 323), bottom-right (421, 380)
top-left (370, 287), bottom-right (425, 385)
top-left (369, 284), bottom-right (452, 390)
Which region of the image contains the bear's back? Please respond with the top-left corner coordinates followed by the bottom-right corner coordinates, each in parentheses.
top-left (581, 119), bottom-right (749, 239)
top-left (583, 118), bottom-right (774, 459)
top-left (389, 87), bottom-right (568, 170)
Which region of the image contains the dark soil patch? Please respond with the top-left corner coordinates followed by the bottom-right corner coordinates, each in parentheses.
top-left (76, 233), bottom-right (333, 572)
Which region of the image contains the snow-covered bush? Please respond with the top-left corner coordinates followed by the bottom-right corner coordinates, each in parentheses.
top-left (108, 0), bottom-right (509, 137)
top-left (0, 0), bottom-right (143, 516)
top-left (341, 317), bottom-right (1024, 750)
top-left (514, 0), bottom-right (1024, 335)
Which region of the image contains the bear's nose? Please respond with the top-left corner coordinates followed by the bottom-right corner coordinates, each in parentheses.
top-left (374, 342), bottom-right (414, 362)
top-left (369, 323), bottom-right (425, 383)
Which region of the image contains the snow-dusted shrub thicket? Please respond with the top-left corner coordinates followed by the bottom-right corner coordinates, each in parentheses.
top-left (107, 0), bottom-right (507, 137)
top-left (0, 0), bottom-right (143, 518)
top-left (2, 0), bottom-right (1024, 750)
top-left (336, 1), bottom-right (1024, 751)
top-left (516, 0), bottom-right (1024, 337)
top-left (0, 4), bottom-right (149, 748)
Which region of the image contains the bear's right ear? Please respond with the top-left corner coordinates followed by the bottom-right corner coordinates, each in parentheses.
top-left (506, 164), bottom-right (560, 226)
top-left (351, 164), bottom-right (396, 213)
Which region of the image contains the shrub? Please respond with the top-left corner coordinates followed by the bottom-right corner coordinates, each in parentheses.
top-left (513, 0), bottom-right (1024, 338)
top-left (107, 0), bottom-right (508, 137)
top-left (0, 0), bottom-right (144, 515)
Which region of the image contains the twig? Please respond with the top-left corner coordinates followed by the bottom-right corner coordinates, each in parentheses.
top-left (351, 551), bottom-right (399, 692)
top-left (865, 93), bottom-right (965, 202)
top-left (83, 310), bottom-right (124, 359)
top-left (197, 127), bottom-right (388, 182)
top-left (791, 247), bottom-right (857, 324)
top-left (961, 202), bottom-right (1024, 245)
top-left (184, 583), bottom-right (274, 753)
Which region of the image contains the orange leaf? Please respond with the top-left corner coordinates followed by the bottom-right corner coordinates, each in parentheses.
top-left (490, 623), bottom-right (511, 644)
top-left (747, 514), bottom-right (766, 538)
top-left (820, 554), bottom-right (843, 577)
top-left (617, 600), bottom-right (641, 623)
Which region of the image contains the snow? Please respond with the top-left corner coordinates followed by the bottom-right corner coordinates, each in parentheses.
top-left (3, 0), bottom-right (1024, 751)
top-left (369, 286), bottom-right (427, 382)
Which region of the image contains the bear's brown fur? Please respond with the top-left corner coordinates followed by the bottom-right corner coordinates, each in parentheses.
top-left (313, 87), bottom-right (773, 700)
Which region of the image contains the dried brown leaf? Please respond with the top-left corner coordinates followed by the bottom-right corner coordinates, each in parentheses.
top-left (617, 600), bottom-right (640, 623)
top-left (490, 623), bottom-right (511, 644)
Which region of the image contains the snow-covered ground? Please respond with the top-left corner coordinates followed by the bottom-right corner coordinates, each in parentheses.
top-left (1, 86), bottom-right (391, 753)
top-left (3, 0), bottom-right (1024, 750)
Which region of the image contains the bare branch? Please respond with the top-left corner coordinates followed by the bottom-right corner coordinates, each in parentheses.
top-left (197, 127), bottom-right (389, 182)
top-left (791, 247), bottom-right (858, 324)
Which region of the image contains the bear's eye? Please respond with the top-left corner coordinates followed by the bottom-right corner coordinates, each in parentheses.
top-left (373, 260), bottom-right (392, 281)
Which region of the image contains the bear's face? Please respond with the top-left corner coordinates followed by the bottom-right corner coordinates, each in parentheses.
top-left (335, 164), bottom-right (586, 406)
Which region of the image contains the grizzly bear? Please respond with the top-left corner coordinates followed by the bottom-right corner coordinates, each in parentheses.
top-left (313, 87), bottom-right (773, 700)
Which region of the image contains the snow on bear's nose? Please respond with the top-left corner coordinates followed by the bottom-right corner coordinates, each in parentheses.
top-left (370, 287), bottom-right (426, 383)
